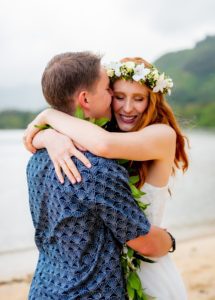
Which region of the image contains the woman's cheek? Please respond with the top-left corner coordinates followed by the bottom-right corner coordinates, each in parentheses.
top-left (112, 99), bottom-right (121, 112)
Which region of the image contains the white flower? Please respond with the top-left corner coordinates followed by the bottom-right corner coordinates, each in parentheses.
top-left (114, 64), bottom-right (122, 77)
top-left (153, 73), bottom-right (167, 93)
top-left (106, 68), bottom-right (115, 77)
top-left (166, 78), bottom-right (173, 88)
top-left (134, 63), bottom-right (145, 73)
top-left (151, 68), bottom-right (159, 80)
top-left (104, 62), bottom-right (122, 77)
top-left (166, 78), bottom-right (173, 95)
top-left (123, 61), bottom-right (135, 69)
top-left (105, 60), bottom-right (173, 95)
top-left (132, 64), bottom-right (150, 81)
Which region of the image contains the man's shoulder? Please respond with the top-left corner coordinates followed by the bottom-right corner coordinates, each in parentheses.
top-left (27, 149), bottom-right (51, 167)
top-left (26, 149), bottom-right (54, 179)
top-left (82, 152), bottom-right (129, 183)
top-left (82, 152), bottom-right (117, 167)
top-left (27, 150), bottom-right (129, 186)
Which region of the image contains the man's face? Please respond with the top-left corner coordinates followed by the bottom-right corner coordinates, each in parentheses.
top-left (86, 68), bottom-right (112, 119)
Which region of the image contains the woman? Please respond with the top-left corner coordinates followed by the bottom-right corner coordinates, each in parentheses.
top-left (25, 57), bottom-right (189, 299)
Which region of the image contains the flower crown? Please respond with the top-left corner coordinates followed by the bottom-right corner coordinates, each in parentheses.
top-left (104, 61), bottom-right (173, 95)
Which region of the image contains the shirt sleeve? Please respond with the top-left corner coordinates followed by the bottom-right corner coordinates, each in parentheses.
top-left (92, 159), bottom-right (151, 245)
top-left (62, 155), bottom-right (151, 245)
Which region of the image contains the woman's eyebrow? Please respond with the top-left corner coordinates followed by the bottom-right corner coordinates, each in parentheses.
top-left (133, 93), bottom-right (147, 97)
top-left (113, 91), bottom-right (125, 94)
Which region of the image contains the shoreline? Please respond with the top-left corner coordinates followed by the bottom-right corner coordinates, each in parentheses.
top-left (1, 233), bottom-right (215, 300)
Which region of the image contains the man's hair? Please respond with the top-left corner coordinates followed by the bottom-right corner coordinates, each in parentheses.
top-left (41, 52), bottom-right (102, 113)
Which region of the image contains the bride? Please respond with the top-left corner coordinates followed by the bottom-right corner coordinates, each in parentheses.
top-left (25, 57), bottom-right (189, 299)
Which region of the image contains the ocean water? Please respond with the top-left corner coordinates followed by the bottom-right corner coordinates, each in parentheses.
top-left (0, 129), bottom-right (215, 280)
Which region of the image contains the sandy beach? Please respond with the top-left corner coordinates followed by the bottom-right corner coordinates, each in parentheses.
top-left (0, 234), bottom-right (215, 300)
top-left (173, 234), bottom-right (215, 300)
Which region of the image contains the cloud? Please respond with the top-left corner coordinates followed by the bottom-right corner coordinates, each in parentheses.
top-left (0, 0), bottom-right (214, 109)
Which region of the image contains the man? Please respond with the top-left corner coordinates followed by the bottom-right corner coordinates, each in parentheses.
top-left (25, 52), bottom-right (173, 299)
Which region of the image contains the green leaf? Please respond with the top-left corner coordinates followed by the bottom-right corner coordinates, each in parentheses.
top-left (94, 117), bottom-right (110, 127)
top-left (129, 175), bottom-right (140, 185)
top-left (128, 272), bottom-right (141, 290)
top-left (130, 184), bottom-right (142, 199)
top-left (136, 200), bottom-right (149, 211)
top-left (34, 124), bottom-right (52, 130)
top-left (121, 258), bottom-right (127, 271)
top-left (136, 287), bottom-right (143, 297)
top-left (141, 293), bottom-right (149, 300)
top-left (142, 291), bottom-right (156, 300)
top-left (140, 191), bottom-right (146, 196)
top-left (133, 253), bottom-right (156, 264)
top-left (89, 117), bottom-right (96, 124)
top-left (127, 165), bottom-right (136, 171)
top-left (134, 257), bottom-right (141, 269)
top-left (117, 159), bottom-right (129, 165)
top-left (127, 247), bottom-right (134, 258)
top-left (74, 106), bottom-right (109, 127)
top-left (74, 106), bottom-right (85, 119)
top-left (127, 282), bottom-right (135, 300)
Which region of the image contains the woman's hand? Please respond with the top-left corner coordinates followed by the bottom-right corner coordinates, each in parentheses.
top-left (23, 123), bottom-right (92, 184)
top-left (41, 130), bottom-right (92, 184)
top-left (23, 110), bottom-right (49, 153)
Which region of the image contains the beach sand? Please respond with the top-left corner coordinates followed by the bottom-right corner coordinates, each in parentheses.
top-left (1, 234), bottom-right (215, 300)
top-left (173, 234), bottom-right (215, 300)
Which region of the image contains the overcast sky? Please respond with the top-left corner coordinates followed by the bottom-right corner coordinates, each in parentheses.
top-left (0, 0), bottom-right (215, 109)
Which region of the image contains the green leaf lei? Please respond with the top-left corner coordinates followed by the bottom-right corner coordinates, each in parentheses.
top-left (74, 106), bottom-right (156, 300)
top-left (34, 124), bottom-right (52, 130)
top-left (36, 106), bottom-right (156, 300)
top-left (118, 160), bottom-right (155, 300)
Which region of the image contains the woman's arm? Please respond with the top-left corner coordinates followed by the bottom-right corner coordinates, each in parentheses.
top-left (25, 108), bottom-right (176, 161)
top-left (127, 226), bottom-right (173, 257)
top-left (25, 128), bottom-right (91, 184)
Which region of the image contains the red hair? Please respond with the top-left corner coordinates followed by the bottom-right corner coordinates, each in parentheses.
top-left (120, 57), bottom-right (189, 188)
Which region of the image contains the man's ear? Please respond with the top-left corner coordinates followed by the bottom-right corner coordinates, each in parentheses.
top-left (77, 91), bottom-right (89, 110)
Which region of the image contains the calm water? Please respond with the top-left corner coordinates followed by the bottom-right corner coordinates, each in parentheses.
top-left (0, 129), bottom-right (215, 279)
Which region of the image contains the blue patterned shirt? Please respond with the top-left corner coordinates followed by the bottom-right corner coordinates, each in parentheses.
top-left (27, 150), bottom-right (150, 299)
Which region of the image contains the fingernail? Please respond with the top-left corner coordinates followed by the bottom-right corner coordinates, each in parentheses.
top-left (87, 163), bottom-right (91, 168)
top-left (76, 177), bottom-right (81, 182)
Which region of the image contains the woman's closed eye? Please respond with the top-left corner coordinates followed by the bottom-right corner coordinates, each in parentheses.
top-left (134, 97), bottom-right (144, 101)
top-left (114, 95), bottom-right (124, 100)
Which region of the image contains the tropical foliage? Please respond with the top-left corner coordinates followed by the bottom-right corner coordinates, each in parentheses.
top-left (154, 35), bottom-right (215, 128)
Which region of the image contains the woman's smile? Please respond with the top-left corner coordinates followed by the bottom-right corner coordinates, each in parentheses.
top-left (112, 80), bottom-right (149, 131)
top-left (119, 114), bottom-right (138, 124)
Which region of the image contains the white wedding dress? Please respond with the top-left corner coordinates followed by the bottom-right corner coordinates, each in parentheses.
top-left (137, 182), bottom-right (187, 300)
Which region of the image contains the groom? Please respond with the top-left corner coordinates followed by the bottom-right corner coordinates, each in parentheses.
top-left (26, 52), bottom-right (173, 299)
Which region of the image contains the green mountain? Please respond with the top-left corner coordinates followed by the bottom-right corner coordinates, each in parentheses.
top-left (0, 36), bottom-right (215, 129)
top-left (0, 110), bottom-right (38, 129)
top-left (154, 35), bottom-right (215, 127)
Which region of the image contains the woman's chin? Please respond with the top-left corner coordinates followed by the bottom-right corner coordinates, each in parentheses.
top-left (118, 122), bottom-right (135, 132)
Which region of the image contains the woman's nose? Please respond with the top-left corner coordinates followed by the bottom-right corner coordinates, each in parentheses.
top-left (123, 100), bottom-right (133, 113)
